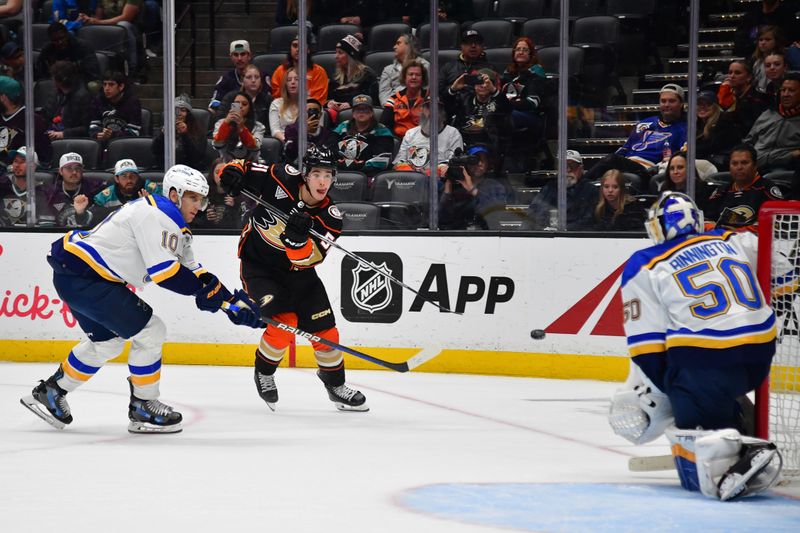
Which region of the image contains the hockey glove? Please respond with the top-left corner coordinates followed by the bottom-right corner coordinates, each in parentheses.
top-left (219, 161), bottom-right (246, 196)
top-left (225, 289), bottom-right (264, 328)
top-left (280, 211), bottom-right (313, 249)
top-left (194, 274), bottom-right (233, 313)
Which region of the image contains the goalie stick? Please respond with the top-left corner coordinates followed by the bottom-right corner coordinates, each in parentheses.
top-left (221, 302), bottom-right (435, 372)
top-left (237, 188), bottom-right (461, 315)
top-left (628, 454), bottom-right (675, 472)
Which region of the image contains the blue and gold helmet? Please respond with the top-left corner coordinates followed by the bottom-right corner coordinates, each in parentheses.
top-left (645, 191), bottom-right (704, 244)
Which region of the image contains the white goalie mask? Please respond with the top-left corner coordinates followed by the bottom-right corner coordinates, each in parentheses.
top-left (645, 191), bottom-right (704, 245)
top-left (162, 164), bottom-right (209, 210)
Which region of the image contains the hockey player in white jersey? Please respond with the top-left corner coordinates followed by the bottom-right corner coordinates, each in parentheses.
top-left (21, 165), bottom-right (262, 434)
top-left (609, 191), bottom-right (783, 500)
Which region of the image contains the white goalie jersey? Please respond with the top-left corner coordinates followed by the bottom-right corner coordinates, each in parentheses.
top-left (620, 228), bottom-right (776, 388)
top-left (58, 195), bottom-right (205, 289)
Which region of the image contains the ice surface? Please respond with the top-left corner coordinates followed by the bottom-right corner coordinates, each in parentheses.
top-left (1, 363), bottom-right (797, 532)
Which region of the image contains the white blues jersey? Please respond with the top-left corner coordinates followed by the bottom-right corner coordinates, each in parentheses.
top-left (56, 195), bottom-right (206, 291)
top-left (621, 229), bottom-right (776, 388)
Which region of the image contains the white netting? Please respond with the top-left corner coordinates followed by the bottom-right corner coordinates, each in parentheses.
top-left (769, 213), bottom-right (800, 476)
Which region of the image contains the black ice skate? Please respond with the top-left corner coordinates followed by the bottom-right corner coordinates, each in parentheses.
top-left (20, 367), bottom-right (73, 430)
top-left (127, 378), bottom-right (182, 434)
top-left (718, 442), bottom-right (781, 501)
top-left (317, 371), bottom-right (369, 412)
top-left (254, 369), bottom-right (278, 411)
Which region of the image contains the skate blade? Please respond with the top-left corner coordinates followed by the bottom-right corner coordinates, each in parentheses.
top-left (128, 420), bottom-right (183, 434)
top-left (266, 402), bottom-right (276, 412)
top-left (20, 396), bottom-right (66, 430)
top-left (334, 402), bottom-right (369, 412)
top-left (720, 449), bottom-right (778, 501)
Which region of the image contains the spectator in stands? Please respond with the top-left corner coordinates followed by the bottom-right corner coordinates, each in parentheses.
top-left (0, 147), bottom-right (46, 227)
top-left (524, 150), bottom-right (598, 231)
top-left (152, 95), bottom-right (208, 171)
top-left (269, 67), bottom-right (300, 143)
top-left (763, 51), bottom-right (788, 108)
top-left (192, 158), bottom-right (254, 229)
top-left (78, 0), bottom-right (145, 78)
top-left (216, 64), bottom-right (272, 127)
top-left (734, 0), bottom-right (800, 57)
top-left (717, 60), bottom-right (768, 138)
top-left (0, 0), bottom-right (21, 19)
top-left (41, 152), bottom-right (104, 227)
top-left (378, 34), bottom-right (429, 106)
top-left (695, 90), bottom-right (741, 169)
top-left (270, 35), bottom-right (329, 105)
top-left (0, 42), bottom-right (24, 83)
top-left (50, 0), bottom-right (84, 32)
top-left (585, 84), bottom-right (688, 187)
top-left (212, 91), bottom-right (265, 163)
top-left (438, 144), bottom-right (512, 230)
top-left (0, 76), bottom-right (53, 165)
top-left (35, 22), bottom-right (102, 90)
top-left (438, 29), bottom-right (492, 98)
top-left (592, 169), bottom-right (646, 232)
top-left (208, 40), bottom-right (268, 112)
top-left (88, 70), bottom-right (142, 143)
top-left (743, 72), bottom-right (800, 172)
top-left (394, 98), bottom-right (463, 177)
top-left (752, 26), bottom-right (785, 92)
top-left (655, 152), bottom-right (713, 211)
top-left (381, 59), bottom-right (428, 138)
top-left (501, 37), bottom-right (549, 172)
top-left (284, 98), bottom-right (336, 161)
top-left (445, 67), bottom-right (512, 168)
top-left (332, 94), bottom-right (394, 176)
top-left (89, 158), bottom-right (160, 222)
top-left (705, 143), bottom-right (784, 229)
top-left (327, 35), bottom-right (375, 116)
top-left (436, 1), bottom-right (475, 23)
top-left (43, 60), bottom-right (92, 140)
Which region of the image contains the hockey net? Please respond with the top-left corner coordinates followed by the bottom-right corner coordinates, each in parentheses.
top-left (756, 201), bottom-right (800, 477)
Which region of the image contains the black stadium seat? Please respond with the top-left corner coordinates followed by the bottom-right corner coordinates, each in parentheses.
top-left (485, 48), bottom-right (513, 71)
top-left (367, 23), bottom-right (411, 52)
top-left (269, 25), bottom-right (300, 53)
top-left (551, 0), bottom-right (604, 19)
top-left (337, 201), bottom-right (381, 230)
top-left (31, 23), bottom-right (50, 51)
top-left (77, 25), bottom-right (128, 56)
top-left (83, 171), bottom-right (114, 184)
top-left (140, 108), bottom-right (152, 136)
top-left (522, 18), bottom-right (560, 49)
top-left (417, 22), bottom-right (461, 50)
top-left (472, 0), bottom-right (495, 19)
top-left (468, 20), bottom-right (514, 48)
top-left (372, 171), bottom-right (430, 227)
top-left (260, 137), bottom-right (284, 164)
top-left (537, 46), bottom-right (584, 77)
top-left (253, 53), bottom-right (286, 77)
top-left (190, 108), bottom-right (213, 136)
top-left (329, 171), bottom-right (369, 202)
top-left (106, 137), bottom-right (157, 170)
top-left (311, 52), bottom-right (337, 78)
top-left (49, 139), bottom-right (103, 170)
top-left (365, 51), bottom-right (396, 79)
top-left (317, 24), bottom-right (361, 53)
top-left (496, 0), bottom-right (546, 21)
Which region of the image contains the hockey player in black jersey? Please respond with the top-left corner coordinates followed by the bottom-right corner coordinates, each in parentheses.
top-left (219, 145), bottom-right (368, 412)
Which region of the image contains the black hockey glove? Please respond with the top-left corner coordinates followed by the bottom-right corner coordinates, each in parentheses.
top-left (219, 161), bottom-right (246, 196)
top-left (280, 211), bottom-right (313, 249)
top-left (194, 274), bottom-right (233, 313)
top-left (225, 290), bottom-right (264, 328)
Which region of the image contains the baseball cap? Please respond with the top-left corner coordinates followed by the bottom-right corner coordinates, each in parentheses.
top-left (229, 40), bottom-right (251, 54)
top-left (660, 83), bottom-right (685, 101)
top-left (566, 150), bottom-right (583, 164)
top-left (462, 29), bottom-right (484, 43)
top-left (9, 146), bottom-right (37, 165)
top-left (697, 90), bottom-right (718, 105)
top-left (0, 42), bottom-right (21, 60)
top-left (114, 158), bottom-right (140, 176)
top-left (0, 75), bottom-right (21, 98)
top-left (59, 152), bottom-right (83, 169)
top-left (351, 94), bottom-right (373, 108)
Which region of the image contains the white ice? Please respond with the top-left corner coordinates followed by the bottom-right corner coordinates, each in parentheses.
top-left (1, 362), bottom-right (797, 532)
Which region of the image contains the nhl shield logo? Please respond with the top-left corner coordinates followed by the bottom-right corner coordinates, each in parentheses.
top-left (351, 262), bottom-right (393, 313)
top-left (341, 252), bottom-right (403, 323)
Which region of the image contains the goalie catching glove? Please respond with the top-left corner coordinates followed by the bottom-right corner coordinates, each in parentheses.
top-left (608, 361), bottom-right (674, 445)
top-left (280, 210), bottom-right (313, 249)
top-left (194, 273), bottom-right (233, 313)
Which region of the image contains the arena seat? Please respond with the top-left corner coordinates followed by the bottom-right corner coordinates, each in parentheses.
top-left (365, 51), bottom-right (396, 80)
top-left (311, 52), bottom-right (337, 78)
top-left (367, 23), bottom-right (411, 52)
top-left (317, 24), bottom-right (361, 53)
top-left (253, 53), bottom-right (286, 77)
top-left (140, 108), bottom-right (152, 136)
top-left (269, 25), bottom-right (300, 53)
top-left (496, 0), bottom-right (546, 21)
top-left (337, 201), bottom-right (381, 230)
top-left (468, 20), bottom-right (514, 48)
top-left (329, 171), bottom-right (369, 202)
top-left (522, 18), bottom-right (560, 49)
top-left (49, 139), bottom-right (103, 170)
top-left (77, 25), bottom-right (128, 56)
top-left (106, 138), bottom-right (157, 170)
top-left (417, 22), bottom-right (461, 50)
top-left (259, 137), bottom-right (284, 164)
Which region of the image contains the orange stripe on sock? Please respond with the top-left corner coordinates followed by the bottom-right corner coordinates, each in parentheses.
top-left (130, 372), bottom-right (161, 387)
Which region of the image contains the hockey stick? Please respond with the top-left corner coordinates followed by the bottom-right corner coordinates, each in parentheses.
top-left (221, 301), bottom-right (430, 372)
top-left (628, 454), bottom-right (675, 472)
top-left (237, 188), bottom-right (461, 315)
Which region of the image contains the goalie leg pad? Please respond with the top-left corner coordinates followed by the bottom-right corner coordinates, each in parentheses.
top-left (666, 427), bottom-right (714, 492)
top-left (127, 315), bottom-right (166, 401)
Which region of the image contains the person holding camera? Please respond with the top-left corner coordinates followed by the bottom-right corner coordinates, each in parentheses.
top-left (284, 98), bottom-right (336, 162)
top-left (152, 95), bottom-right (208, 171)
top-left (438, 144), bottom-right (513, 230)
top-left (212, 91), bottom-right (265, 163)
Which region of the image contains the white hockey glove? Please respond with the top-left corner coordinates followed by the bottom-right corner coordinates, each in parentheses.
top-left (608, 362), bottom-right (674, 445)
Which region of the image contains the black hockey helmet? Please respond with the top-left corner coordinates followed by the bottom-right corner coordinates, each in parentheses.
top-left (302, 144), bottom-right (337, 179)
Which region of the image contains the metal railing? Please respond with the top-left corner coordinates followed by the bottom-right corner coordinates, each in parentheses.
top-left (176, 2), bottom-right (197, 96)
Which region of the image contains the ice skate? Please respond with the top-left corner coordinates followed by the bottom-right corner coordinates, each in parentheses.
top-left (20, 367), bottom-right (73, 430)
top-left (127, 378), bottom-right (182, 434)
top-left (317, 371), bottom-right (369, 412)
top-left (254, 369), bottom-right (278, 411)
top-left (718, 442), bottom-right (781, 501)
